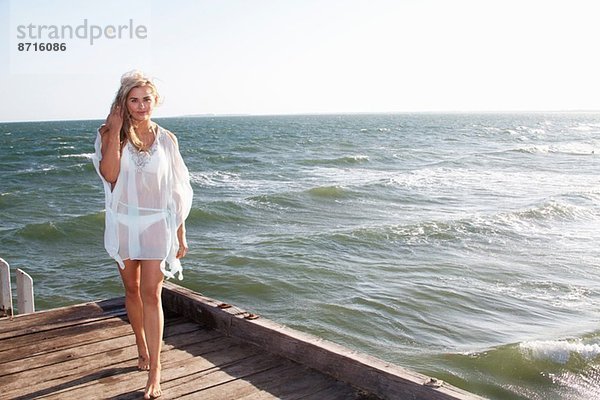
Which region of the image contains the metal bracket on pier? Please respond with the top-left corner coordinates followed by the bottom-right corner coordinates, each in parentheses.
top-left (424, 377), bottom-right (444, 388)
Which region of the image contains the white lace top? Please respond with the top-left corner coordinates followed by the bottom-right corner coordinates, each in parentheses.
top-left (92, 125), bottom-right (193, 279)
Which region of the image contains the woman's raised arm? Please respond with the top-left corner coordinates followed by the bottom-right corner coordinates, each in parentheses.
top-left (99, 105), bottom-right (124, 184)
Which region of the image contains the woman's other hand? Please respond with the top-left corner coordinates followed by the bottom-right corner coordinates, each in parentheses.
top-left (176, 224), bottom-right (188, 259)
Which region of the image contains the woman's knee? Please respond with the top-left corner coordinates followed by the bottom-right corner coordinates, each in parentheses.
top-left (123, 281), bottom-right (141, 298)
top-left (141, 286), bottom-right (162, 306)
top-left (120, 260), bottom-right (142, 297)
top-left (140, 260), bottom-right (164, 306)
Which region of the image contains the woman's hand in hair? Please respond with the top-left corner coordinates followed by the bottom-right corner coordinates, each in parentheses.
top-left (100, 105), bottom-right (123, 137)
top-left (98, 104), bottom-right (124, 184)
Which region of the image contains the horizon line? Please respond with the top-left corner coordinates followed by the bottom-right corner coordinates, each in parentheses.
top-left (2, 109), bottom-right (600, 124)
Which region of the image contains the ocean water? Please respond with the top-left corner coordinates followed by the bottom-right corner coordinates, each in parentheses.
top-left (2, 113), bottom-right (600, 399)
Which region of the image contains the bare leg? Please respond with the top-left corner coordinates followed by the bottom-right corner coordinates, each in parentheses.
top-left (140, 260), bottom-right (164, 399)
top-left (118, 260), bottom-right (150, 371)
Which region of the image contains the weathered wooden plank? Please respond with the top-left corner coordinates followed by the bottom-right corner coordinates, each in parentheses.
top-left (236, 391), bottom-right (284, 400)
top-left (0, 321), bottom-right (207, 393)
top-left (248, 362), bottom-right (367, 400)
top-left (92, 350), bottom-right (278, 400)
top-left (198, 360), bottom-right (365, 400)
top-left (162, 282), bottom-right (485, 400)
top-left (233, 364), bottom-right (307, 400)
top-left (0, 317), bottom-right (131, 369)
top-left (38, 336), bottom-right (263, 400)
top-left (0, 258), bottom-right (12, 318)
top-left (174, 354), bottom-right (290, 400)
top-left (0, 297), bottom-right (125, 337)
top-left (15, 268), bottom-right (34, 314)
top-left (2, 331), bottom-right (225, 400)
top-left (0, 315), bottom-right (135, 362)
top-left (0, 308), bottom-right (127, 342)
top-left (301, 381), bottom-right (373, 400)
top-left (136, 340), bottom-right (267, 399)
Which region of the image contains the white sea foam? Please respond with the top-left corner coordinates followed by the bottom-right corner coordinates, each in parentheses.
top-left (312, 167), bottom-right (394, 187)
top-left (190, 170), bottom-right (276, 193)
top-left (386, 165), bottom-right (599, 201)
top-left (488, 280), bottom-right (594, 311)
top-left (515, 142), bottom-right (597, 155)
top-left (569, 123), bottom-right (600, 132)
top-left (345, 154), bottom-right (369, 162)
top-left (506, 125), bottom-right (546, 137)
top-left (191, 171), bottom-right (242, 186)
top-left (59, 152), bottom-right (94, 159)
top-left (520, 340), bottom-right (600, 364)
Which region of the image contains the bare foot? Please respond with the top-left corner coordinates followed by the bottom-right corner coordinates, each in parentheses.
top-left (138, 355), bottom-right (150, 371)
top-left (144, 368), bottom-right (162, 399)
top-left (137, 345), bottom-right (150, 371)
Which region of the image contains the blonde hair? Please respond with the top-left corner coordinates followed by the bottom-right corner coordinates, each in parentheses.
top-left (111, 70), bottom-right (161, 150)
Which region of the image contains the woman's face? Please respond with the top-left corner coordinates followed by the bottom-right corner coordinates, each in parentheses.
top-left (126, 85), bottom-right (157, 123)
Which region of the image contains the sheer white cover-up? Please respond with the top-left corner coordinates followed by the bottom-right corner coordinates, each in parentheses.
top-left (92, 125), bottom-right (193, 279)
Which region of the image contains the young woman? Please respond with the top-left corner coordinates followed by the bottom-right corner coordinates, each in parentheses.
top-left (92, 70), bottom-right (193, 399)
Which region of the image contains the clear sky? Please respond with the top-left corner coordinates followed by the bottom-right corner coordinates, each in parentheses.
top-left (1, 0), bottom-right (599, 122)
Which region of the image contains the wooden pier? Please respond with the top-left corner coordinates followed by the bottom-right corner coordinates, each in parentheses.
top-left (0, 282), bottom-right (485, 399)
